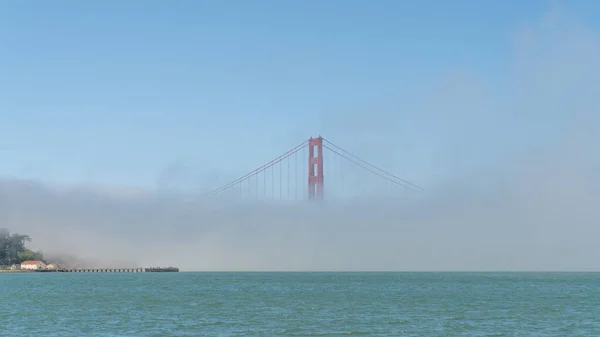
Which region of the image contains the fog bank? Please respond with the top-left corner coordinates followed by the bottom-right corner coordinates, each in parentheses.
top-left (1, 8), bottom-right (599, 271)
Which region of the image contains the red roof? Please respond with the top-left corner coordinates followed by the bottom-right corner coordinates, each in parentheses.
top-left (21, 260), bottom-right (43, 265)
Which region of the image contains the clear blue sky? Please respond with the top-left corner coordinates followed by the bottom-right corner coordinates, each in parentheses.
top-left (1, 1), bottom-right (599, 191)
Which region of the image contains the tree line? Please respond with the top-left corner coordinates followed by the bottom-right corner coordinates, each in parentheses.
top-left (0, 228), bottom-right (44, 266)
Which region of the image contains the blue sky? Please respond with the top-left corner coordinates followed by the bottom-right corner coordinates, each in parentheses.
top-left (1, 0), bottom-right (599, 193)
top-left (3, 1), bottom-right (600, 271)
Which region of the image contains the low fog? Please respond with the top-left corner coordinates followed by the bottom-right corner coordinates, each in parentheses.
top-left (2, 9), bottom-right (599, 271)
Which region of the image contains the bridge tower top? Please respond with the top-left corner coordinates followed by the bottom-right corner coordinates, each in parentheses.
top-left (308, 136), bottom-right (324, 200)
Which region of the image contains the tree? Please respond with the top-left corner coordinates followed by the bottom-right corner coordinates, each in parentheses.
top-left (0, 230), bottom-right (42, 265)
top-left (17, 249), bottom-right (44, 263)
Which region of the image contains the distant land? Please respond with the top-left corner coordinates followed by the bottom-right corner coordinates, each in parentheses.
top-left (0, 228), bottom-right (47, 268)
top-left (0, 228), bottom-right (178, 273)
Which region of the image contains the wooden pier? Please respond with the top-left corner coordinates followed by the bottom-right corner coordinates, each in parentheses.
top-left (62, 268), bottom-right (144, 273)
top-left (35, 267), bottom-right (179, 273)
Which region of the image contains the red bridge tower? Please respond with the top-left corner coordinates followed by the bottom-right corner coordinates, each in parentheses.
top-left (308, 136), bottom-right (324, 200)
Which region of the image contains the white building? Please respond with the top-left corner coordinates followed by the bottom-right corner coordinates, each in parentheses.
top-left (46, 263), bottom-right (60, 270)
top-left (20, 260), bottom-right (47, 270)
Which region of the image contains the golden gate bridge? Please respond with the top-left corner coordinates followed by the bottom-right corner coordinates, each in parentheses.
top-left (208, 136), bottom-right (422, 201)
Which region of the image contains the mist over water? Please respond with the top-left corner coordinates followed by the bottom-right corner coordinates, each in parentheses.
top-left (1, 9), bottom-right (599, 271)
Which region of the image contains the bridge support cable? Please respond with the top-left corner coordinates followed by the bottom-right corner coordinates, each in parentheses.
top-left (323, 138), bottom-right (423, 190)
top-left (321, 140), bottom-right (422, 191)
top-left (208, 140), bottom-right (307, 196)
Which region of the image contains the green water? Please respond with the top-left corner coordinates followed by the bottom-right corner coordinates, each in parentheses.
top-left (1, 272), bottom-right (598, 336)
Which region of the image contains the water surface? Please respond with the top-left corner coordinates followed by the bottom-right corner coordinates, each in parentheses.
top-left (1, 272), bottom-right (598, 336)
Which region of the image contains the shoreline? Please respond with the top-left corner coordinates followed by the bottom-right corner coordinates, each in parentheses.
top-left (0, 267), bottom-right (179, 273)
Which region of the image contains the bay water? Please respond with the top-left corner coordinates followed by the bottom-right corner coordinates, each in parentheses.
top-left (1, 272), bottom-right (598, 336)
